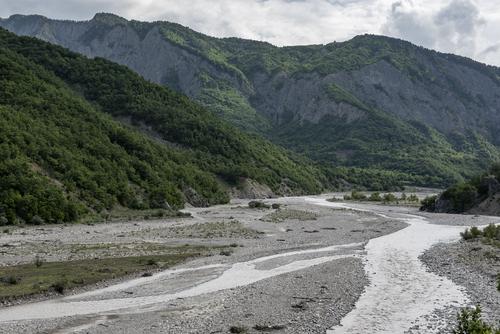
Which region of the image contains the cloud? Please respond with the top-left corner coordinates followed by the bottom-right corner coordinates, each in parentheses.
top-left (381, 1), bottom-right (436, 48)
top-left (434, 0), bottom-right (485, 55)
top-left (0, 0), bottom-right (498, 66)
top-left (382, 0), bottom-right (485, 57)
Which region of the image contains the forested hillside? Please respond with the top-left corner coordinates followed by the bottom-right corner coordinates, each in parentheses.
top-left (0, 28), bottom-right (330, 225)
top-left (3, 14), bottom-right (499, 187)
top-left (421, 163), bottom-right (500, 216)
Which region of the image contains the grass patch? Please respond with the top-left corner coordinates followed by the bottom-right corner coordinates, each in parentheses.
top-left (0, 245), bottom-right (214, 301)
top-left (262, 209), bottom-right (318, 223)
top-left (168, 220), bottom-right (261, 239)
top-left (78, 207), bottom-right (191, 225)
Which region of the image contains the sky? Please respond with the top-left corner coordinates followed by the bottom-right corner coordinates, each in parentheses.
top-left (1, 0), bottom-right (499, 66)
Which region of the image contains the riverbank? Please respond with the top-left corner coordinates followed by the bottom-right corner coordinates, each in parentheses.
top-left (421, 238), bottom-right (500, 327)
top-left (0, 195), bottom-right (497, 333)
top-left (0, 196), bottom-right (405, 333)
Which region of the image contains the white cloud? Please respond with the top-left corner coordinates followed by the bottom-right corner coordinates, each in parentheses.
top-left (0, 0), bottom-right (498, 66)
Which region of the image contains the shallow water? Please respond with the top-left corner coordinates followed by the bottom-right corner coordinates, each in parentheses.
top-left (305, 198), bottom-right (469, 334)
top-left (0, 241), bottom-right (360, 322)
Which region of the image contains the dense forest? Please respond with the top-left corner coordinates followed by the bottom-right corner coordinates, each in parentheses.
top-left (0, 28), bottom-right (334, 225)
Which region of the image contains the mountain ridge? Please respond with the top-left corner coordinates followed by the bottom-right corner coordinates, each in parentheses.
top-left (2, 13), bottom-right (500, 187)
top-left (0, 27), bottom-right (338, 225)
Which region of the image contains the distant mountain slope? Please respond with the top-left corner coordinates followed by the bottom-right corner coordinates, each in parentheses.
top-left (2, 13), bottom-right (500, 186)
top-left (0, 28), bottom-right (330, 225)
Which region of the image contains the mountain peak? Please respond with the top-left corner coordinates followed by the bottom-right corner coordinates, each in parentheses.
top-left (91, 13), bottom-right (127, 25)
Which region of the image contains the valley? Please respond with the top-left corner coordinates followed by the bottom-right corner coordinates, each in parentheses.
top-left (0, 193), bottom-right (498, 333)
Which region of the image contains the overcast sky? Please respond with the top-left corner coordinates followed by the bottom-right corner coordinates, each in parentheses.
top-left (1, 0), bottom-right (499, 66)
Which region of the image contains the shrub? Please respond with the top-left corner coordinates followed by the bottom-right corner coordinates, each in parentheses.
top-left (482, 224), bottom-right (498, 240)
top-left (220, 250), bottom-right (233, 256)
top-left (383, 193), bottom-right (397, 203)
top-left (442, 183), bottom-right (478, 213)
top-left (470, 226), bottom-right (482, 238)
top-left (452, 306), bottom-right (499, 334)
top-left (0, 215), bottom-right (8, 226)
top-left (2, 276), bottom-right (19, 285)
top-left (34, 255), bottom-right (44, 268)
top-left (248, 201), bottom-right (269, 209)
top-left (229, 326), bottom-right (247, 333)
top-left (30, 215), bottom-right (44, 225)
top-left (461, 229), bottom-right (474, 240)
top-left (368, 192), bottom-right (382, 201)
top-left (350, 191), bottom-right (367, 200)
top-left (146, 259), bottom-right (158, 266)
top-left (420, 195), bottom-right (437, 211)
top-left (51, 281), bottom-right (66, 294)
top-left (271, 203), bottom-right (281, 209)
top-left (407, 194), bottom-right (419, 202)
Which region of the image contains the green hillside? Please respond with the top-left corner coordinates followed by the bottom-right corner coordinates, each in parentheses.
top-left (3, 15), bottom-right (500, 188)
top-left (0, 28), bottom-right (328, 225)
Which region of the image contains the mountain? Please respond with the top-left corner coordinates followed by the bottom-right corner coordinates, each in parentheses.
top-left (2, 13), bottom-right (499, 187)
top-left (0, 27), bottom-right (332, 225)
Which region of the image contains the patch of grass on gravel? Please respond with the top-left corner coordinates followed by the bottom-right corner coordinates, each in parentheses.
top-left (168, 220), bottom-right (261, 239)
top-left (262, 209), bottom-right (318, 223)
top-left (0, 245), bottom-right (216, 301)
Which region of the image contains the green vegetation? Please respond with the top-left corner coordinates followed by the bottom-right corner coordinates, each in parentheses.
top-left (420, 195), bottom-right (438, 212)
top-left (167, 220), bottom-right (261, 239)
top-left (423, 163), bottom-right (500, 214)
top-left (0, 245), bottom-right (215, 300)
top-left (229, 326), bottom-right (248, 334)
top-left (339, 191), bottom-right (420, 204)
top-left (0, 28), bottom-right (331, 225)
top-left (248, 201), bottom-right (270, 209)
top-left (461, 224), bottom-right (500, 247)
top-left (453, 306), bottom-right (500, 334)
top-left (151, 23), bottom-right (500, 187)
top-left (5, 17), bottom-right (500, 190)
top-left (262, 209), bottom-right (318, 223)
top-left (325, 83), bottom-right (369, 111)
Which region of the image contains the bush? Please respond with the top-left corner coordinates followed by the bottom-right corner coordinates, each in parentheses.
top-left (229, 326), bottom-right (247, 333)
top-left (368, 192), bottom-right (382, 201)
top-left (34, 255), bottom-right (44, 268)
top-left (420, 195), bottom-right (437, 211)
top-left (407, 194), bottom-right (419, 202)
top-left (31, 215), bottom-right (44, 225)
top-left (248, 201), bottom-right (270, 209)
top-left (482, 224), bottom-right (499, 240)
top-left (383, 193), bottom-right (397, 203)
top-left (351, 191), bottom-right (367, 200)
top-left (442, 183), bottom-right (478, 213)
top-left (470, 226), bottom-right (482, 238)
top-left (453, 306), bottom-right (499, 334)
top-left (51, 281), bottom-right (66, 294)
top-left (271, 203), bottom-right (281, 209)
top-left (1, 276), bottom-right (19, 285)
top-left (0, 215), bottom-right (8, 226)
top-left (461, 228), bottom-right (474, 240)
